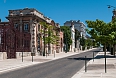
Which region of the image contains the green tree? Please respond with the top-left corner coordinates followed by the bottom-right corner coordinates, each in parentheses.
top-left (86, 38), bottom-right (93, 49)
top-left (75, 29), bottom-right (81, 48)
top-left (107, 20), bottom-right (116, 55)
top-left (86, 19), bottom-right (113, 73)
top-left (60, 26), bottom-right (72, 52)
top-left (80, 36), bottom-right (86, 50)
top-left (40, 22), bottom-right (58, 56)
top-left (86, 19), bottom-right (111, 50)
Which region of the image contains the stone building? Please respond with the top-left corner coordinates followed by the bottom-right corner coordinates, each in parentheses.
top-left (64, 21), bottom-right (75, 52)
top-left (64, 20), bottom-right (86, 38)
top-left (64, 20), bottom-right (86, 51)
top-left (0, 8), bottom-right (63, 59)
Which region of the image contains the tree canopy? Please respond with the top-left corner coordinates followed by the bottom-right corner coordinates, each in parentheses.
top-left (60, 26), bottom-right (72, 51)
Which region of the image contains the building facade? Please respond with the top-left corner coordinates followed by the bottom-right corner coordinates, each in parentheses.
top-left (64, 21), bottom-right (75, 52)
top-left (64, 20), bottom-right (86, 38)
top-left (64, 20), bottom-right (86, 51)
top-left (0, 8), bottom-right (63, 59)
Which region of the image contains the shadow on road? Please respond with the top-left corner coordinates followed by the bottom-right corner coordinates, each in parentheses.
top-left (67, 57), bottom-right (92, 60)
top-left (67, 55), bottom-right (115, 61)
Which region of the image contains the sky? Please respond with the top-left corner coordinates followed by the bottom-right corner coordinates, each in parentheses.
top-left (0, 0), bottom-right (116, 26)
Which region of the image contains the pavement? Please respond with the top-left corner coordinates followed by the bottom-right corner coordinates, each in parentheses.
top-left (72, 51), bottom-right (116, 78)
top-left (0, 48), bottom-right (95, 75)
top-left (1, 48), bottom-right (115, 78)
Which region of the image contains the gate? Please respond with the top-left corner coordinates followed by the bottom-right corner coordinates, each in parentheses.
top-left (6, 29), bottom-right (16, 59)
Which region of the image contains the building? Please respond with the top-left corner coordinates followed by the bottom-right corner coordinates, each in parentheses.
top-left (0, 8), bottom-right (63, 59)
top-left (64, 20), bottom-right (86, 51)
top-left (64, 20), bottom-right (86, 38)
top-left (64, 21), bottom-right (75, 52)
top-left (112, 9), bottom-right (116, 20)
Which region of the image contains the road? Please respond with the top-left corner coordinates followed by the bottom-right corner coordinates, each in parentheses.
top-left (0, 48), bottom-right (101, 78)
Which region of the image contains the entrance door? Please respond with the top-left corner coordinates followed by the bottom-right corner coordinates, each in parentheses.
top-left (6, 30), bottom-right (16, 59)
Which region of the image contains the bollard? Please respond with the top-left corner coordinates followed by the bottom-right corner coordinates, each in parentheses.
top-left (32, 53), bottom-right (33, 62)
top-left (85, 56), bottom-right (87, 72)
top-left (22, 51), bottom-right (23, 62)
top-left (93, 52), bottom-right (94, 62)
top-left (46, 51), bottom-right (47, 57)
top-left (54, 51), bottom-right (55, 58)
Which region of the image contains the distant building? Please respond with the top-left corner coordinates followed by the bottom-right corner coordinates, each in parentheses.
top-left (64, 20), bottom-right (86, 38)
top-left (112, 9), bottom-right (116, 20)
top-left (64, 20), bottom-right (86, 51)
top-left (64, 21), bottom-right (75, 52)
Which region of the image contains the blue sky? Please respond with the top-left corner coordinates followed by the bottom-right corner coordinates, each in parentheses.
top-left (0, 0), bottom-right (116, 25)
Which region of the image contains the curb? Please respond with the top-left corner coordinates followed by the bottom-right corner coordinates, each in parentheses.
top-left (0, 48), bottom-right (98, 75)
top-left (72, 48), bottom-right (101, 78)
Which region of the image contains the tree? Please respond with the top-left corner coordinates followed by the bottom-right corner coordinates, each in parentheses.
top-left (60, 26), bottom-right (72, 52)
top-left (80, 36), bottom-right (86, 50)
top-left (40, 22), bottom-right (59, 56)
top-left (86, 19), bottom-right (113, 73)
top-left (86, 19), bottom-right (112, 49)
top-left (86, 38), bottom-right (93, 49)
top-left (107, 20), bottom-right (116, 55)
top-left (75, 29), bottom-right (81, 48)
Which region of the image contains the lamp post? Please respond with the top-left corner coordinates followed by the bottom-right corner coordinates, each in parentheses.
top-left (107, 5), bottom-right (116, 73)
top-left (107, 5), bottom-right (116, 10)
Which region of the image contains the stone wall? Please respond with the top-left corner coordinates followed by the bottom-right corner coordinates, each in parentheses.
top-left (16, 52), bottom-right (31, 58)
top-left (0, 52), bottom-right (7, 60)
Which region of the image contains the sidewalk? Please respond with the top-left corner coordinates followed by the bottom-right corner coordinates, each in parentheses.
top-left (0, 48), bottom-right (96, 74)
top-left (72, 51), bottom-right (116, 78)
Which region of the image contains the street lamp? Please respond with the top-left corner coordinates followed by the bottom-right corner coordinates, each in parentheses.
top-left (107, 6), bottom-right (116, 53)
top-left (107, 5), bottom-right (116, 9)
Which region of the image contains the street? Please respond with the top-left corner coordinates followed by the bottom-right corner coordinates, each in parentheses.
top-left (0, 48), bottom-right (100, 78)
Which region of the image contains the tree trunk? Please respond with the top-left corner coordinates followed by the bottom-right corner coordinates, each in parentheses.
top-left (104, 44), bottom-right (107, 73)
top-left (111, 44), bottom-right (115, 55)
top-left (113, 44), bottom-right (115, 57)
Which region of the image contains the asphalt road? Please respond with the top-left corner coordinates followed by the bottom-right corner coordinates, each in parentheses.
top-left (0, 48), bottom-right (101, 78)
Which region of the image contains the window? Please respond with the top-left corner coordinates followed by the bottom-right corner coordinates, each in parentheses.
top-left (24, 23), bottom-right (29, 31)
top-left (14, 23), bottom-right (18, 29)
top-left (38, 24), bottom-right (40, 31)
top-left (0, 34), bottom-right (1, 44)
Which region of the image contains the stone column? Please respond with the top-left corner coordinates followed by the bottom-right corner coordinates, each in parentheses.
top-left (30, 20), bottom-right (37, 55)
top-left (30, 18), bottom-right (33, 53)
top-left (20, 18), bottom-right (22, 32)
